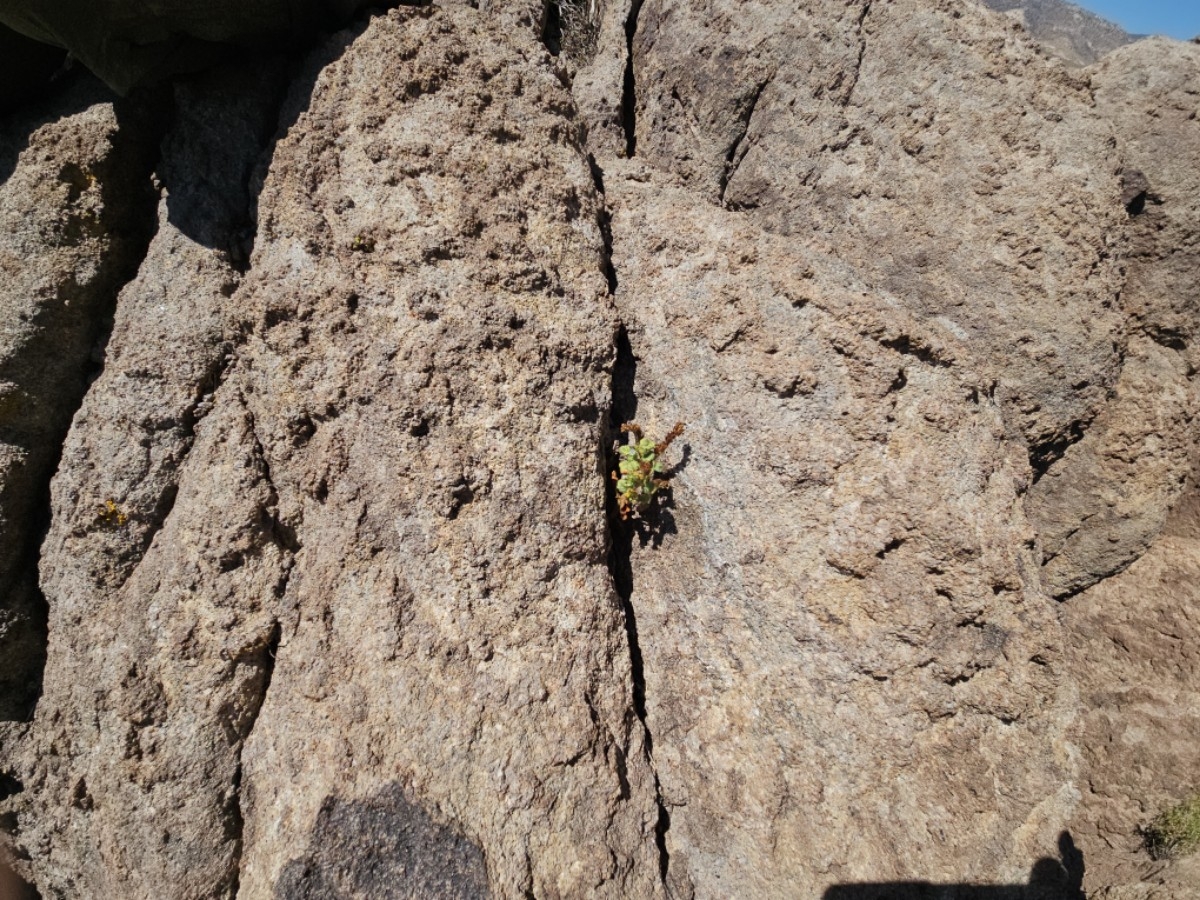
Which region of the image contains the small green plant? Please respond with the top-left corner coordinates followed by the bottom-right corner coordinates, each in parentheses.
top-left (1145, 795), bottom-right (1200, 860)
top-left (613, 421), bottom-right (684, 520)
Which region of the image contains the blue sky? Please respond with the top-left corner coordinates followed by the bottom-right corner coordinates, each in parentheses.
top-left (1074, 0), bottom-right (1200, 40)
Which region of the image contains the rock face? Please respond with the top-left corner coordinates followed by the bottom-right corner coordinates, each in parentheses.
top-left (1025, 37), bottom-right (1200, 599)
top-left (1064, 506), bottom-right (1200, 898)
top-left (227, 10), bottom-right (663, 898)
top-left (621, 0), bottom-right (1128, 479)
top-left (607, 162), bottom-right (1074, 893)
top-left (1058, 37), bottom-right (1200, 897)
top-left (7, 7), bottom-right (662, 899)
top-left (1, 0), bottom-right (1199, 898)
top-left (8, 61), bottom-right (287, 900)
top-left (0, 80), bottom-right (159, 722)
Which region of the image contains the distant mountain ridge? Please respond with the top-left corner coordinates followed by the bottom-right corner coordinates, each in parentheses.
top-left (982, 0), bottom-right (1139, 65)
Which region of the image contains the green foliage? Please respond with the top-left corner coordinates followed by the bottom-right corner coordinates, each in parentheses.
top-left (613, 422), bottom-right (684, 520)
top-left (1146, 795), bottom-right (1200, 860)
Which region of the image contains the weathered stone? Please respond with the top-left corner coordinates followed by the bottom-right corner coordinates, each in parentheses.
top-left (626, 0), bottom-right (1126, 461)
top-left (1092, 39), bottom-right (1200, 362)
top-left (606, 161), bottom-right (1074, 894)
top-left (1057, 35), bottom-right (1200, 895)
top-left (6, 62), bottom-right (289, 900)
top-left (1025, 336), bottom-right (1194, 598)
top-left (10, 7), bottom-right (664, 899)
top-left (0, 78), bottom-right (159, 722)
top-left (230, 10), bottom-right (662, 897)
top-left (1020, 38), bottom-right (1200, 597)
top-left (2, 1), bottom-right (1199, 898)
top-left (564, 0), bottom-right (634, 159)
top-left (1064, 502), bottom-right (1200, 895)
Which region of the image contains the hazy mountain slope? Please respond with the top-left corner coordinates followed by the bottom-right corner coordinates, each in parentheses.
top-left (982, 0), bottom-right (1137, 65)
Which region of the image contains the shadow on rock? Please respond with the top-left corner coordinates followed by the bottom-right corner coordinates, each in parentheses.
top-left (823, 831), bottom-right (1085, 900)
top-left (274, 783), bottom-right (490, 900)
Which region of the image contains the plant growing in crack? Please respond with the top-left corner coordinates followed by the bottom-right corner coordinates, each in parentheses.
top-left (613, 421), bottom-right (685, 520)
top-left (1144, 794), bottom-right (1200, 860)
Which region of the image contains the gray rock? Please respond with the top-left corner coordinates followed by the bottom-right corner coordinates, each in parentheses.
top-left (606, 161), bottom-right (1073, 894)
top-left (0, 78), bottom-right (159, 722)
top-left (625, 0), bottom-right (1127, 470)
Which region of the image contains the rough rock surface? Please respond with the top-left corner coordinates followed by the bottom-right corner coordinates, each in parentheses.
top-left (230, 10), bottom-right (662, 898)
top-left (1, 0), bottom-right (1199, 898)
top-left (1024, 37), bottom-right (1200, 598)
top-left (8, 7), bottom-right (663, 899)
top-left (1025, 335), bottom-right (1194, 598)
top-left (626, 0), bottom-right (1127, 460)
top-left (0, 80), bottom-right (159, 722)
top-left (1092, 39), bottom-right (1200, 360)
top-left (1065, 503), bottom-right (1200, 896)
top-left (1057, 36), bottom-right (1200, 895)
top-left (606, 161), bottom-right (1075, 894)
top-left (5, 62), bottom-right (287, 900)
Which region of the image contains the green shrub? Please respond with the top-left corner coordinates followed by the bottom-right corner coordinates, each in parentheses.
top-left (1145, 795), bottom-right (1200, 860)
top-left (613, 421), bottom-right (684, 520)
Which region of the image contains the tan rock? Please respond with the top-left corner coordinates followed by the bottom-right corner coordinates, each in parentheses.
top-left (624, 0), bottom-right (1126, 460)
top-left (233, 9), bottom-right (663, 897)
top-left (0, 79), bottom-right (159, 721)
top-left (606, 162), bottom-right (1073, 895)
top-left (1, 1), bottom-right (1198, 897)
top-left (10, 63), bottom-right (290, 900)
top-left (1022, 37), bottom-right (1200, 597)
top-left (11, 7), bottom-right (664, 899)
top-left (1061, 36), bottom-right (1200, 897)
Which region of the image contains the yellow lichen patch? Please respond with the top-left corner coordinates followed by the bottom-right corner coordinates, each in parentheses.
top-left (96, 499), bottom-right (128, 529)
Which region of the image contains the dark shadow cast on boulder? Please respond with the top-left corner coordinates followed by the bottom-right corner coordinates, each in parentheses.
top-left (823, 831), bottom-right (1085, 900)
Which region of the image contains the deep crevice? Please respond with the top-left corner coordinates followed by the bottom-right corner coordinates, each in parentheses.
top-left (587, 154), bottom-right (619, 294)
top-left (226, 61), bottom-right (295, 273)
top-left (621, 0), bottom-right (646, 157)
top-left (604, 325), bottom-right (671, 885)
top-left (841, 0), bottom-right (873, 107)
top-left (542, 0), bottom-right (564, 55)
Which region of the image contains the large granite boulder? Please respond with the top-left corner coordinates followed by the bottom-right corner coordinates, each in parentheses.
top-left (0, 1), bottom-right (1198, 898)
